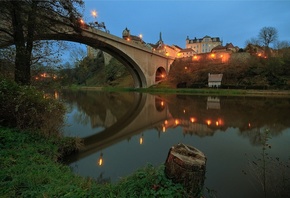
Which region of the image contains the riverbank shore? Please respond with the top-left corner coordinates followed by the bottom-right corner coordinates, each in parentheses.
top-left (0, 127), bottom-right (187, 197)
top-left (72, 86), bottom-right (290, 97)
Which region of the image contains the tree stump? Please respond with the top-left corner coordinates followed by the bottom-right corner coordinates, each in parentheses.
top-left (165, 143), bottom-right (207, 197)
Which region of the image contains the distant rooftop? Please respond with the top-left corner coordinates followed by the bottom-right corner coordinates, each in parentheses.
top-left (208, 73), bottom-right (223, 82)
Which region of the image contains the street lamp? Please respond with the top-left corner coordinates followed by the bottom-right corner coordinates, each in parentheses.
top-left (79, 19), bottom-right (85, 24)
top-left (91, 10), bottom-right (97, 19)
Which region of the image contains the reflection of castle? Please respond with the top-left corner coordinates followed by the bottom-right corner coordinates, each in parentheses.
top-left (64, 92), bottom-right (290, 168)
top-left (182, 122), bottom-right (214, 137)
top-left (157, 116), bottom-right (224, 137)
top-left (163, 95), bottom-right (290, 146)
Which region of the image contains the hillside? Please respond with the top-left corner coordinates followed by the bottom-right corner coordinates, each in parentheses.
top-left (64, 51), bottom-right (290, 90)
top-left (167, 52), bottom-right (290, 89)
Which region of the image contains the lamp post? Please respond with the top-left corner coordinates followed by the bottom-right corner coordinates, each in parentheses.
top-left (91, 10), bottom-right (97, 19)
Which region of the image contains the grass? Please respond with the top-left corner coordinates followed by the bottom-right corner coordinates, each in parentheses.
top-left (100, 86), bottom-right (290, 97)
top-left (62, 79), bottom-right (290, 97)
top-left (0, 127), bottom-right (188, 197)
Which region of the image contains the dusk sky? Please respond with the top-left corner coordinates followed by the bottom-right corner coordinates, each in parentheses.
top-left (82, 0), bottom-right (290, 49)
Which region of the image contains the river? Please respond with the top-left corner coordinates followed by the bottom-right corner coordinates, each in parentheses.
top-left (60, 90), bottom-right (290, 198)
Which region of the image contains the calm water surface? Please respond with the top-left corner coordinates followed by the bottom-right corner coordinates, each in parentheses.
top-left (60, 90), bottom-right (290, 198)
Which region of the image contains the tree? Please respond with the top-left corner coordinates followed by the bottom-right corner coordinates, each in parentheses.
top-left (245, 37), bottom-right (261, 47)
top-left (258, 27), bottom-right (278, 48)
top-left (31, 40), bottom-right (69, 66)
top-left (0, 0), bottom-right (84, 85)
top-left (274, 40), bottom-right (290, 50)
top-left (274, 40), bottom-right (290, 58)
top-left (0, 46), bottom-right (15, 79)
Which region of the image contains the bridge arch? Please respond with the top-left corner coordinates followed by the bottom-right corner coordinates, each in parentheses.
top-left (1, 25), bottom-right (175, 88)
top-left (155, 66), bottom-right (167, 82)
top-left (34, 33), bottom-right (147, 88)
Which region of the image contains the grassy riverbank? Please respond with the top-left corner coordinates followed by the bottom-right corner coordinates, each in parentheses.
top-left (84, 86), bottom-right (290, 97)
top-left (0, 78), bottom-right (188, 197)
top-left (0, 127), bottom-right (187, 197)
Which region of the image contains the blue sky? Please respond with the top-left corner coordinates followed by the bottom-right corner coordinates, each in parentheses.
top-left (81, 0), bottom-right (290, 49)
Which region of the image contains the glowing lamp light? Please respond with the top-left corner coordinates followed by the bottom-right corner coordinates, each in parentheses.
top-left (164, 120), bottom-right (168, 125)
top-left (79, 19), bottom-right (85, 24)
top-left (258, 53), bottom-right (262, 57)
top-left (166, 52), bottom-right (169, 56)
top-left (97, 153), bottom-right (103, 166)
top-left (216, 121), bottom-right (219, 126)
top-left (248, 123), bottom-right (251, 128)
top-left (54, 91), bottom-right (59, 99)
top-left (184, 66), bottom-right (187, 70)
top-left (193, 55), bottom-right (197, 59)
top-left (210, 53), bottom-right (215, 58)
top-left (126, 38), bottom-right (130, 41)
top-left (206, 120), bottom-right (211, 126)
top-left (190, 117), bottom-right (195, 123)
top-left (91, 10), bottom-right (97, 18)
top-left (175, 119), bottom-right (180, 125)
top-left (162, 126), bottom-right (166, 132)
top-left (139, 137), bottom-right (143, 145)
top-left (161, 101), bottom-right (164, 106)
top-left (98, 158), bottom-right (103, 166)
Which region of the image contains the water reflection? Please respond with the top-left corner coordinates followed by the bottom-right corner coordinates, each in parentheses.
top-left (60, 90), bottom-right (290, 197)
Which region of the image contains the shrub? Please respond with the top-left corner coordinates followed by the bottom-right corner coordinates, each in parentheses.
top-left (0, 78), bottom-right (65, 137)
top-left (110, 164), bottom-right (187, 198)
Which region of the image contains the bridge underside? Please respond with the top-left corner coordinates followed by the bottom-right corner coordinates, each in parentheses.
top-left (97, 45), bottom-right (147, 88)
top-left (1, 26), bottom-right (174, 88)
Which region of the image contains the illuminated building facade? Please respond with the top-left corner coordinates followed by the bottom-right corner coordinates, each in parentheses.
top-left (148, 32), bottom-right (182, 57)
top-left (211, 42), bottom-right (239, 53)
top-left (177, 48), bottom-right (196, 58)
top-left (122, 27), bottom-right (144, 44)
top-left (186, 35), bottom-right (222, 54)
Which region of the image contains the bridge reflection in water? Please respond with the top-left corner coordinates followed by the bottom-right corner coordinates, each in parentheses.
top-left (61, 90), bottom-right (290, 197)
top-left (65, 92), bottom-right (172, 163)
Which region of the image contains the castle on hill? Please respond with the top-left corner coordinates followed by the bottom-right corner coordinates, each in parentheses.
top-left (87, 27), bottom-right (240, 61)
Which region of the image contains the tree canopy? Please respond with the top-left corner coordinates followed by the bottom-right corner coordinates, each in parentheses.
top-left (258, 26), bottom-right (278, 48)
top-left (0, 0), bottom-right (84, 85)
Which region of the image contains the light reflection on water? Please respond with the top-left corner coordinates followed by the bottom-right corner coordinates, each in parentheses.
top-left (60, 90), bottom-right (290, 198)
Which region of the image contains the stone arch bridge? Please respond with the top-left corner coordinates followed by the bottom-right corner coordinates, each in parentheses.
top-left (0, 21), bottom-right (175, 88)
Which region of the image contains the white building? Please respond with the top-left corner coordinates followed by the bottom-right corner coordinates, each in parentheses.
top-left (186, 35), bottom-right (222, 54)
top-left (208, 73), bottom-right (223, 88)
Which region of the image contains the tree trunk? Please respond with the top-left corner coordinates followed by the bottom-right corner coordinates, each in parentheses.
top-left (11, 1), bottom-right (37, 85)
top-left (165, 143), bottom-right (207, 197)
top-left (14, 46), bottom-right (31, 85)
